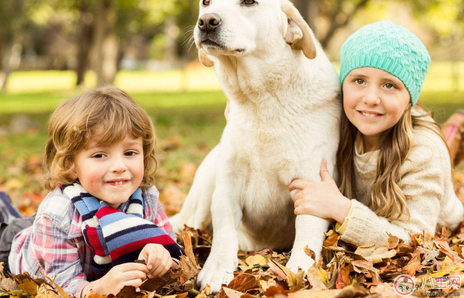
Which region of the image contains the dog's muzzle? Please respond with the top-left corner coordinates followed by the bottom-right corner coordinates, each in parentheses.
top-left (198, 13), bottom-right (222, 33)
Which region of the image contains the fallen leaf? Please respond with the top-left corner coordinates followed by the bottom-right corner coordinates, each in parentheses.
top-left (403, 248), bottom-right (423, 277)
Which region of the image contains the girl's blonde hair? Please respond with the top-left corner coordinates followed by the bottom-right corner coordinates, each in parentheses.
top-left (337, 104), bottom-right (446, 220)
top-left (44, 87), bottom-right (157, 190)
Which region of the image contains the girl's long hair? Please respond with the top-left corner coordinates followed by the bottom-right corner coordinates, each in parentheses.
top-left (337, 103), bottom-right (446, 220)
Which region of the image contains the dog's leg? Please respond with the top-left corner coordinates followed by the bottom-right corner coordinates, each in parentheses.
top-left (286, 214), bottom-right (329, 273)
top-left (170, 146), bottom-right (219, 232)
top-left (197, 165), bottom-right (243, 292)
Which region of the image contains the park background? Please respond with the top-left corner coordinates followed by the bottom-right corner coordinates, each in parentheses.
top-left (0, 0), bottom-right (463, 216)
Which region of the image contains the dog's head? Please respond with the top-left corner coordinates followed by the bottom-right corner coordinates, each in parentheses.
top-left (195, 0), bottom-right (316, 67)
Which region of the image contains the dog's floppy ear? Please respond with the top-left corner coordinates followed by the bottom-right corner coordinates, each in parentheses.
top-left (281, 0), bottom-right (316, 59)
top-left (198, 48), bottom-right (214, 67)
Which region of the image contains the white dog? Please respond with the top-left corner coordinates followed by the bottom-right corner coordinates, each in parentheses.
top-left (170, 0), bottom-right (341, 291)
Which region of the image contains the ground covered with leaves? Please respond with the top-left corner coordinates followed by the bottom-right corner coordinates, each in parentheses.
top-left (2, 220), bottom-right (464, 298)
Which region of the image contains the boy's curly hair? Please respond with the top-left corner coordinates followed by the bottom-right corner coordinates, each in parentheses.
top-left (44, 87), bottom-right (157, 190)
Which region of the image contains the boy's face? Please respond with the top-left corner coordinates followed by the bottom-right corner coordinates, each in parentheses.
top-left (342, 67), bottom-right (410, 151)
top-left (73, 134), bottom-right (144, 208)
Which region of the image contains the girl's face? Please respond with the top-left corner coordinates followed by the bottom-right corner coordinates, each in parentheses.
top-left (342, 67), bottom-right (411, 151)
top-left (73, 134), bottom-right (144, 208)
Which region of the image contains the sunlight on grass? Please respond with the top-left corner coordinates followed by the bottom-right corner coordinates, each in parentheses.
top-left (0, 91), bottom-right (227, 114)
top-left (6, 65), bottom-right (221, 94)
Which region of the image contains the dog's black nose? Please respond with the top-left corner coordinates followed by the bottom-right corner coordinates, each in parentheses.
top-left (198, 13), bottom-right (221, 32)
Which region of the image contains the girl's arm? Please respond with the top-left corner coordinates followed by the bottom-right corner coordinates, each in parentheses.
top-left (340, 131), bottom-right (463, 246)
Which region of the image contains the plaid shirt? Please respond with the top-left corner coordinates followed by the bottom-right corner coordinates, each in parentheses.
top-left (9, 186), bottom-right (175, 297)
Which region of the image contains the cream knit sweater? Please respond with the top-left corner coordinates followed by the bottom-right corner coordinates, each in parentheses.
top-left (339, 122), bottom-right (464, 246)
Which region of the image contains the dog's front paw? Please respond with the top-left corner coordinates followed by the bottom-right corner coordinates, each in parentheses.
top-left (286, 249), bottom-right (317, 273)
top-left (197, 253), bottom-right (237, 292)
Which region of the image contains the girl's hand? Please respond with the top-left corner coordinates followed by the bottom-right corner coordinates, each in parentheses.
top-left (87, 263), bottom-right (148, 296)
top-left (288, 159), bottom-right (351, 223)
top-left (138, 244), bottom-right (173, 279)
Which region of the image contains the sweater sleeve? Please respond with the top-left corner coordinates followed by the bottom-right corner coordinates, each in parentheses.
top-left (340, 130), bottom-right (450, 246)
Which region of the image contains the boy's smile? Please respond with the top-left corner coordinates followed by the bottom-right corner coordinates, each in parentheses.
top-left (342, 67), bottom-right (410, 152)
top-left (73, 134), bottom-right (144, 208)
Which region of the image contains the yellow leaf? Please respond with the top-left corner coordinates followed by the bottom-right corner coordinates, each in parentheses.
top-left (245, 255), bottom-right (268, 267)
top-left (18, 279), bottom-right (38, 296)
top-left (43, 275), bottom-right (68, 298)
top-left (269, 259), bottom-right (304, 291)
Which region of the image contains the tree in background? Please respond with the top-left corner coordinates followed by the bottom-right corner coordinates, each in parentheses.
top-left (0, 0), bottom-right (42, 91)
top-left (293, 0), bottom-right (371, 48)
top-left (410, 0), bottom-right (464, 91)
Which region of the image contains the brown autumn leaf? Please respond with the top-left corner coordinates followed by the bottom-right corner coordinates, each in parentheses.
top-left (263, 283), bottom-right (290, 296)
top-left (269, 259), bottom-right (304, 291)
top-left (334, 283), bottom-right (370, 298)
top-left (87, 294), bottom-right (108, 298)
top-left (350, 260), bottom-right (380, 284)
top-left (221, 287), bottom-right (246, 298)
top-left (335, 263), bottom-right (352, 290)
top-left (288, 289), bottom-right (342, 298)
top-left (226, 273), bottom-right (261, 292)
top-left (139, 277), bottom-right (167, 292)
top-left (323, 230), bottom-right (340, 248)
top-left (434, 233), bottom-right (464, 264)
top-left (0, 277), bottom-right (19, 292)
top-left (387, 233), bottom-right (400, 249)
top-left (403, 248), bottom-right (423, 277)
top-left (18, 278), bottom-right (39, 296)
top-left (354, 244), bottom-right (397, 263)
top-left (35, 283), bottom-right (61, 298)
top-left (306, 265), bottom-right (328, 291)
top-left (43, 275), bottom-right (68, 298)
top-left (304, 246), bottom-right (316, 261)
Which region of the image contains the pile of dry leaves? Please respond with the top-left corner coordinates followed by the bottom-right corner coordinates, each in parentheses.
top-left (1, 223), bottom-right (464, 298)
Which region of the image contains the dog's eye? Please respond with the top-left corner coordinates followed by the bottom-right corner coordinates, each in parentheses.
top-left (242, 0), bottom-right (257, 6)
top-left (202, 0), bottom-right (211, 6)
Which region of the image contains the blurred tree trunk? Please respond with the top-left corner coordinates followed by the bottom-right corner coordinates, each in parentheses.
top-left (319, 0), bottom-right (370, 48)
top-left (165, 17), bottom-right (178, 66)
top-left (293, 0), bottom-right (370, 49)
top-left (0, 0), bottom-right (28, 91)
top-left (75, 0), bottom-right (95, 87)
top-left (93, 0), bottom-right (118, 87)
top-left (293, 0), bottom-right (319, 33)
top-left (0, 41), bottom-right (13, 91)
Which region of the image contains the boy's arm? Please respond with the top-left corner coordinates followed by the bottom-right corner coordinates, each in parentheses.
top-left (30, 214), bottom-right (89, 297)
top-left (144, 187), bottom-right (176, 241)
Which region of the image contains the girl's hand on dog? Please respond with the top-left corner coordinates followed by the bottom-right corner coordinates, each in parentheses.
top-left (289, 159), bottom-right (351, 223)
top-left (138, 244), bottom-right (173, 279)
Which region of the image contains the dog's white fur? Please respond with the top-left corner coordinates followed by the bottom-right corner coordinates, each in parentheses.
top-left (170, 0), bottom-right (341, 291)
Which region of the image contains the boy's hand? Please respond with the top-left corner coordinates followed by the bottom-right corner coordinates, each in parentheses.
top-left (90, 263), bottom-right (148, 295)
top-left (288, 159), bottom-right (351, 223)
top-left (138, 244), bottom-right (173, 278)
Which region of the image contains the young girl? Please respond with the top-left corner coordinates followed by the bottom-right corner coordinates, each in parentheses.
top-left (289, 21), bottom-right (464, 246)
top-left (4, 87), bottom-right (184, 297)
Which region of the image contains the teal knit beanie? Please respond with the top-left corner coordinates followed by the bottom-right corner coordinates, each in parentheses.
top-left (339, 21), bottom-right (431, 106)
